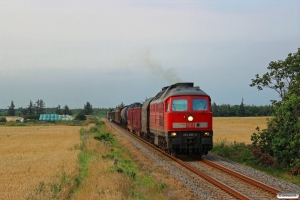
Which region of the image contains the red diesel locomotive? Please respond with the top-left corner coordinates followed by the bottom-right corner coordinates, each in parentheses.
top-left (108, 82), bottom-right (213, 157)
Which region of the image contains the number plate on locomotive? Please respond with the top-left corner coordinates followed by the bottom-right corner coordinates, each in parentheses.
top-left (182, 133), bottom-right (197, 137)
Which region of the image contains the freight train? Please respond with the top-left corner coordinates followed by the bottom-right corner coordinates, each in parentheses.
top-left (107, 82), bottom-right (213, 157)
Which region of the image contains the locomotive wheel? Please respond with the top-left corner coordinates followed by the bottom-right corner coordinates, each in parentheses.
top-left (170, 151), bottom-right (176, 157)
top-left (158, 136), bottom-right (167, 150)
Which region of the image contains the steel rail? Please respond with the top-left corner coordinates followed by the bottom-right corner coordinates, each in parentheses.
top-left (110, 122), bottom-right (250, 200)
top-left (201, 158), bottom-right (281, 195)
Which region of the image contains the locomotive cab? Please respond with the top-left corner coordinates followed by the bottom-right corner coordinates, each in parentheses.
top-left (165, 95), bottom-right (213, 155)
top-left (149, 82), bottom-right (213, 157)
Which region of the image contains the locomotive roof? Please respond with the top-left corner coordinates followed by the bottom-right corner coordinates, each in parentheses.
top-left (151, 82), bottom-right (209, 104)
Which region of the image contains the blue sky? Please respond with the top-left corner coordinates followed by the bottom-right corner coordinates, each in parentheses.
top-left (1, 0), bottom-right (299, 109)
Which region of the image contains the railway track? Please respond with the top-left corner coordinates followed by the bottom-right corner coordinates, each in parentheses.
top-left (109, 121), bottom-right (282, 200)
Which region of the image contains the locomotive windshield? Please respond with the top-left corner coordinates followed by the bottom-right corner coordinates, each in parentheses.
top-left (192, 99), bottom-right (208, 110)
top-left (172, 99), bottom-right (187, 111)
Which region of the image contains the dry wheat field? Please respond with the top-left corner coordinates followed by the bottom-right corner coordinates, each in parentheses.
top-left (0, 117), bottom-right (270, 199)
top-left (213, 116), bottom-right (270, 145)
top-left (0, 125), bottom-right (81, 200)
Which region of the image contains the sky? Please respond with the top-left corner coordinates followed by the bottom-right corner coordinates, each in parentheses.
top-left (1, 0), bottom-right (300, 109)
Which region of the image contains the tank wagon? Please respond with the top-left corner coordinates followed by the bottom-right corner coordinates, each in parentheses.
top-left (108, 82), bottom-right (213, 157)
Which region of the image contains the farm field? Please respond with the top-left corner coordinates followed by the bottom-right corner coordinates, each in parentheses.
top-left (213, 117), bottom-right (270, 145)
top-left (0, 117), bottom-right (270, 199)
top-left (0, 125), bottom-right (81, 200)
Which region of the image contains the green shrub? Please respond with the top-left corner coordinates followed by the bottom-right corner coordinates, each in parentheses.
top-left (88, 126), bottom-right (99, 133)
top-left (94, 132), bottom-right (115, 143)
top-left (0, 117), bottom-right (7, 122)
top-left (27, 114), bottom-right (39, 120)
top-left (75, 113), bottom-right (86, 121)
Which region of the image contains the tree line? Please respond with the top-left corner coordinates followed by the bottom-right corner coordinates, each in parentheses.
top-left (2, 99), bottom-right (273, 118)
top-left (1, 100), bottom-right (96, 118)
top-left (211, 99), bottom-right (273, 117)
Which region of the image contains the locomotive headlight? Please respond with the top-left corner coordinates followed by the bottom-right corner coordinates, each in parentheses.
top-left (171, 132), bottom-right (177, 137)
top-left (204, 132), bottom-right (210, 136)
top-left (188, 116), bottom-right (194, 121)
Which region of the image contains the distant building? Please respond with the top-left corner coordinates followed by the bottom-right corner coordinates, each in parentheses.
top-left (6, 116), bottom-right (22, 122)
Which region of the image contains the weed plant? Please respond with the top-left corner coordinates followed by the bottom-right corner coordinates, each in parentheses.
top-left (29, 167), bottom-right (74, 199)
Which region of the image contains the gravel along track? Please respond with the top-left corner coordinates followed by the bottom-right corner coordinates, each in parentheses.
top-left (111, 122), bottom-right (300, 199)
top-left (112, 124), bottom-right (238, 199)
top-left (187, 160), bottom-right (276, 200)
top-left (204, 154), bottom-right (300, 195)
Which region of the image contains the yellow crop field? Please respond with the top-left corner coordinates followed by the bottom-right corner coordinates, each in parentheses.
top-left (213, 117), bottom-right (270, 145)
top-left (0, 117), bottom-right (270, 199)
top-left (0, 126), bottom-right (81, 200)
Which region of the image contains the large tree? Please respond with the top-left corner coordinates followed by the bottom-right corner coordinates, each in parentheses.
top-left (27, 100), bottom-right (34, 115)
top-left (238, 98), bottom-right (246, 117)
top-left (250, 48), bottom-right (300, 173)
top-left (35, 99), bottom-right (45, 115)
top-left (7, 101), bottom-right (15, 116)
top-left (55, 105), bottom-right (62, 115)
top-left (250, 48), bottom-right (300, 101)
top-left (83, 102), bottom-right (93, 115)
top-left (62, 105), bottom-right (72, 115)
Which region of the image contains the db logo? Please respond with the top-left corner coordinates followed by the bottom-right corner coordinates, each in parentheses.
top-left (187, 123), bottom-right (194, 128)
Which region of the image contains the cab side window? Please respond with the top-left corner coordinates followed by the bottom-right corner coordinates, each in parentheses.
top-left (192, 99), bottom-right (207, 110)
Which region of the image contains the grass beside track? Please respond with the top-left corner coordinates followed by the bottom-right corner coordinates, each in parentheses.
top-left (71, 119), bottom-right (197, 200)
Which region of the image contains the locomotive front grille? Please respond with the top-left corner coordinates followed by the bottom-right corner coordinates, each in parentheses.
top-left (201, 138), bottom-right (212, 144)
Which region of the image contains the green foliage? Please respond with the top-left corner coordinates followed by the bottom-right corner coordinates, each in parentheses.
top-left (250, 48), bottom-right (300, 99)
top-left (211, 103), bottom-right (273, 117)
top-left (76, 151), bottom-right (94, 186)
top-left (211, 142), bottom-right (300, 185)
top-left (250, 48), bottom-right (300, 174)
top-left (238, 98), bottom-right (246, 117)
top-left (94, 132), bottom-right (115, 143)
top-left (111, 159), bottom-right (137, 180)
top-left (7, 100), bottom-right (15, 116)
top-left (75, 112), bottom-right (86, 121)
top-left (213, 140), bottom-right (258, 163)
top-left (35, 181), bottom-right (45, 195)
top-left (62, 105), bottom-right (72, 115)
top-left (0, 117), bottom-right (7, 122)
top-left (55, 104), bottom-right (62, 115)
top-left (27, 100), bottom-right (34, 115)
top-left (92, 108), bottom-right (111, 117)
top-left (83, 102), bottom-right (93, 115)
top-left (131, 191), bottom-right (148, 200)
top-left (88, 125), bottom-right (99, 133)
top-left (96, 119), bottom-right (104, 126)
top-left (27, 114), bottom-right (39, 120)
top-left (102, 149), bottom-right (122, 159)
top-left (35, 99), bottom-right (45, 115)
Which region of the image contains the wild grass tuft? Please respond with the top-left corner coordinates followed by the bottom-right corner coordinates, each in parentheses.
top-left (29, 167), bottom-right (74, 199)
top-left (111, 159), bottom-right (137, 180)
top-left (94, 132), bottom-right (115, 143)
